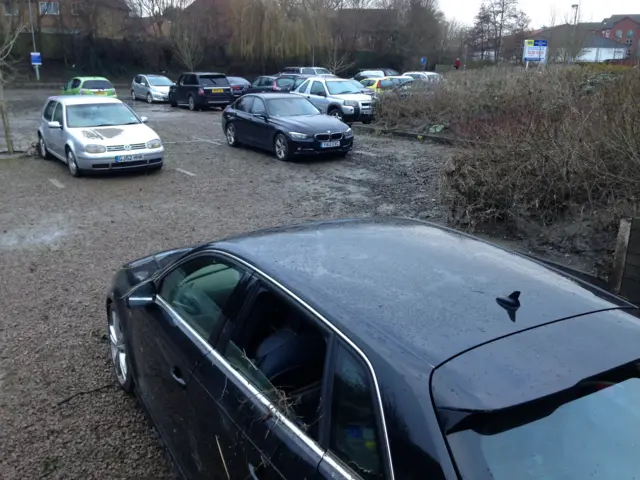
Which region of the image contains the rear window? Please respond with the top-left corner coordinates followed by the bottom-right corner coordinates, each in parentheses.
top-left (301, 68), bottom-right (315, 74)
top-left (275, 78), bottom-right (295, 88)
top-left (82, 80), bottom-right (113, 90)
top-left (293, 77), bottom-right (307, 88)
top-left (199, 75), bottom-right (230, 87)
top-left (361, 79), bottom-right (377, 87)
top-left (227, 77), bottom-right (249, 85)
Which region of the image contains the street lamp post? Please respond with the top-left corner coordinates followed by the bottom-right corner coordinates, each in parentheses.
top-left (27, 0), bottom-right (40, 80)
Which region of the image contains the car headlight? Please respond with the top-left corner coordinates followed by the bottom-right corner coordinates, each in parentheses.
top-left (85, 144), bottom-right (106, 154)
top-left (344, 128), bottom-right (354, 139)
top-left (288, 132), bottom-right (309, 140)
top-left (146, 139), bottom-right (162, 149)
top-left (343, 100), bottom-right (358, 107)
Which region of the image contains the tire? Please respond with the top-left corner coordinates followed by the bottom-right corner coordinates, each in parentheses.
top-left (188, 95), bottom-right (197, 111)
top-left (146, 93), bottom-right (153, 104)
top-left (328, 108), bottom-right (344, 121)
top-left (170, 97), bottom-right (177, 107)
top-left (226, 123), bottom-right (239, 147)
top-left (66, 148), bottom-right (81, 177)
top-left (131, 90), bottom-right (136, 101)
top-left (38, 134), bottom-right (51, 159)
top-left (274, 133), bottom-right (291, 162)
top-left (107, 303), bottom-right (134, 394)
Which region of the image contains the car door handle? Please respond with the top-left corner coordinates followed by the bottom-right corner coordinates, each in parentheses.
top-left (170, 366), bottom-right (186, 388)
top-left (248, 463), bottom-right (260, 479)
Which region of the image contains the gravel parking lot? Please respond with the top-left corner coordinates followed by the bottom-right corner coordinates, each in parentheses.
top-left (0, 89), bottom-right (449, 479)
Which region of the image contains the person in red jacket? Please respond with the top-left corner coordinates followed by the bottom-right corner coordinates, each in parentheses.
top-left (454, 58), bottom-right (462, 70)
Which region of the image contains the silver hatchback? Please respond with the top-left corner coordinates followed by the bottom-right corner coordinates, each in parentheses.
top-left (131, 74), bottom-right (175, 103)
top-left (37, 96), bottom-right (164, 177)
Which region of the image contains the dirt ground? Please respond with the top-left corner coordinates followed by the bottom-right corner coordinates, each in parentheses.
top-left (0, 89), bottom-right (453, 479)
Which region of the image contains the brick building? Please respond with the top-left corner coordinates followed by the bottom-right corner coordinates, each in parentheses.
top-left (593, 15), bottom-right (640, 59)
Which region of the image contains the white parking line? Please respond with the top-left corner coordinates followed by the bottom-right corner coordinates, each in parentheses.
top-left (192, 136), bottom-right (222, 146)
top-left (176, 168), bottom-right (196, 177)
top-left (48, 178), bottom-right (65, 189)
top-left (353, 150), bottom-right (377, 157)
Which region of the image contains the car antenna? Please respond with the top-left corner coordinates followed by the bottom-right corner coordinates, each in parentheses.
top-left (496, 291), bottom-right (520, 322)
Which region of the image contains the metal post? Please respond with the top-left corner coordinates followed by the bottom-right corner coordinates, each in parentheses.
top-left (27, 0), bottom-right (39, 80)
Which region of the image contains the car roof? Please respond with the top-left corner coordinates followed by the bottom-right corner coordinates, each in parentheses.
top-left (73, 76), bottom-right (110, 81)
top-left (45, 96), bottom-right (123, 106)
top-left (183, 72), bottom-right (226, 76)
top-left (212, 217), bottom-right (632, 369)
top-left (144, 74), bottom-right (169, 77)
top-left (244, 93), bottom-right (300, 100)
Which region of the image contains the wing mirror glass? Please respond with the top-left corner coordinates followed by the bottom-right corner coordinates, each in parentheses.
top-left (140, 116), bottom-right (149, 123)
top-left (48, 121), bottom-right (62, 129)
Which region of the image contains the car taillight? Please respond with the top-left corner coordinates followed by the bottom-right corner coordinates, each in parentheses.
top-left (198, 88), bottom-right (205, 96)
top-left (232, 86), bottom-right (242, 91)
top-left (272, 81), bottom-right (281, 91)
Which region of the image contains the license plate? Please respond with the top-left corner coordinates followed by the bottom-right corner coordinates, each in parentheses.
top-left (321, 141), bottom-right (341, 148)
top-left (96, 91), bottom-right (107, 95)
top-left (115, 154), bottom-right (144, 163)
top-left (211, 88), bottom-right (224, 93)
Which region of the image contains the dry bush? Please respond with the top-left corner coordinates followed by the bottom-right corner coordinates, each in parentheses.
top-left (378, 66), bottom-right (640, 273)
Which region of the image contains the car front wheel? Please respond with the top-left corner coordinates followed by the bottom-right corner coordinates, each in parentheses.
top-left (66, 149), bottom-right (81, 177)
top-left (146, 93), bottom-right (153, 104)
top-left (274, 133), bottom-right (291, 161)
top-left (108, 304), bottom-right (134, 393)
top-left (131, 90), bottom-right (136, 101)
top-left (226, 123), bottom-right (239, 147)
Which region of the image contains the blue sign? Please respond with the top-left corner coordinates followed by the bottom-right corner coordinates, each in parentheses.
top-left (420, 57), bottom-right (427, 65)
top-left (30, 52), bottom-right (42, 66)
top-left (534, 40), bottom-right (548, 47)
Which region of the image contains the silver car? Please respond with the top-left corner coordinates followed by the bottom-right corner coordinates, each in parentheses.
top-left (131, 74), bottom-right (174, 103)
top-left (37, 96), bottom-right (164, 177)
top-left (292, 76), bottom-right (374, 123)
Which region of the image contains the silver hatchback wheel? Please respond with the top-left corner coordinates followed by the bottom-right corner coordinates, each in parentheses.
top-left (146, 93), bottom-right (153, 104)
top-left (131, 90), bottom-right (136, 101)
top-left (66, 150), bottom-right (80, 177)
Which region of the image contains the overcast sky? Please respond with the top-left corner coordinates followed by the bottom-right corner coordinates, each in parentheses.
top-left (441, 0), bottom-right (638, 29)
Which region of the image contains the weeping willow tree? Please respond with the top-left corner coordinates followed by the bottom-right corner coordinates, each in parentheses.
top-left (228, 0), bottom-right (332, 65)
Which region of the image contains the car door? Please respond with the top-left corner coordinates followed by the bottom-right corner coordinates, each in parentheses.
top-left (214, 278), bottom-right (331, 479)
top-left (229, 95), bottom-right (254, 141)
top-left (138, 75), bottom-right (149, 97)
top-left (41, 100), bottom-right (57, 151)
top-left (246, 97), bottom-right (272, 149)
top-left (176, 74), bottom-right (190, 103)
top-left (307, 81), bottom-right (330, 112)
top-left (127, 254), bottom-right (249, 479)
top-left (49, 102), bottom-right (65, 156)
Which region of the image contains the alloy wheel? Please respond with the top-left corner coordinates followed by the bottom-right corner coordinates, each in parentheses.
top-left (108, 309), bottom-right (128, 387)
top-left (188, 96), bottom-right (195, 111)
top-left (329, 109), bottom-right (343, 120)
top-left (131, 90), bottom-right (136, 101)
top-left (226, 124), bottom-right (237, 146)
top-left (67, 150), bottom-right (79, 177)
top-left (146, 93), bottom-right (153, 104)
top-left (274, 134), bottom-right (288, 161)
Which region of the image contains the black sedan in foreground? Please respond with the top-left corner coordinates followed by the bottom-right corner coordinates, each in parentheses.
top-left (107, 217), bottom-right (640, 480)
top-left (222, 93), bottom-right (353, 161)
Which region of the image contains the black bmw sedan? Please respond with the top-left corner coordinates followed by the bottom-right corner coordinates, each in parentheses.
top-left (107, 218), bottom-right (640, 480)
top-left (221, 93), bottom-right (353, 161)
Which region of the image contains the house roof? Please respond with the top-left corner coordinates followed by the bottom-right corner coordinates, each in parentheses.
top-left (601, 14), bottom-right (640, 28)
top-left (582, 33), bottom-right (625, 48)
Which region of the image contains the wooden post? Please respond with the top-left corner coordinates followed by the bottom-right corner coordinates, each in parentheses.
top-left (610, 217), bottom-right (632, 295)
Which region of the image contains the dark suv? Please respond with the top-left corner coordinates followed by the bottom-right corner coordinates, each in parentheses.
top-left (169, 72), bottom-right (232, 111)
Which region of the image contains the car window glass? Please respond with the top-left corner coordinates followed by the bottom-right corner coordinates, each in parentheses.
top-left (178, 75), bottom-right (186, 85)
top-left (159, 258), bottom-right (243, 340)
top-left (52, 103), bottom-right (63, 124)
top-left (250, 98), bottom-right (266, 115)
top-left (310, 81), bottom-right (325, 95)
top-left (329, 345), bottom-right (384, 480)
top-left (140, 76), bottom-right (147, 86)
top-left (43, 100), bottom-right (57, 121)
top-left (71, 78), bottom-right (81, 89)
top-left (276, 78), bottom-right (295, 88)
top-left (296, 80), bottom-right (310, 92)
top-left (379, 79), bottom-right (393, 89)
top-left (361, 79), bottom-right (375, 87)
top-left (236, 96), bottom-right (254, 112)
top-left (199, 75), bottom-right (230, 87)
top-left (301, 68), bottom-right (315, 74)
top-left (261, 77), bottom-right (274, 87)
top-left (223, 287), bottom-right (328, 439)
top-left (83, 80), bottom-right (113, 90)
top-left (293, 77), bottom-right (307, 88)
top-left (251, 77), bottom-right (262, 87)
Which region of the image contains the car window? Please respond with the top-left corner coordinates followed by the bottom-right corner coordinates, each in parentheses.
top-left (275, 78), bottom-right (295, 88)
top-left (301, 68), bottom-right (315, 74)
top-left (43, 100), bottom-right (57, 121)
top-left (223, 286), bottom-right (329, 439)
top-left (139, 76), bottom-right (148, 86)
top-left (82, 79), bottom-right (113, 90)
top-left (250, 98), bottom-right (267, 115)
top-left (178, 75), bottom-right (186, 85)
top-left (296, 80), bottom-right (310, 93)
top-left (235, 96), bottom-right (254, 112)
top-left (329, 344), bottom-right (384, 480)
top-left (260, 77), bottom-right (274, 87)
top-left (293, 77), bottom-right (307, 88)
top-left (159, 257), bottom-right (244, 340)
top-left (134, 75), bottom-right (141, 83)
top-left (314, 68), bottom-right (331, 75)
top-left (52, 103), bottom-right (63, 124)
top-left (199, 75), bottom-right (230, 87)
top-left (361, 79), bottom-right (376, 87)
top-left (379, 79), bottom-right (393, 89)
top-left (326, 81), bottom-right (361, 95)
top-left (66, 103), bottom-right (140, 128)
top-left (310, 81), bottom-right (326, 96)
top-left (283, 68), bottom-right (297, 73)
top-left (71, 78), bottom-right (81, 89)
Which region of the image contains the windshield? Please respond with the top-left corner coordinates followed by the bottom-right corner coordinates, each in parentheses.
top-left (266, 98), bottom-right (319, 117)
top-left (66, 103), bottom-right (140, 128)
top-left (148, 76), bottom-right (173, 86)
top-left (82, 80), bottom-right (113, 90)
top-left (447, 376), bottom-right (640, 479)
top-left (200, 75), bottom-right (230, 87)
top-left (326, 81), bottom-right (361, 95)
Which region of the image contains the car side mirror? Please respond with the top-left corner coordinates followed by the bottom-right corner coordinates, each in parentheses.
top-left (48, 121), bottom-right (62, 129)
top-left (256, 114), bottom-right (268, 121)
top-left (317, 91), bottom-right (326, 97)
top-left (125, 282), bottom-right (156, 308)
top-left (140, 116), bottom-right (149, 123)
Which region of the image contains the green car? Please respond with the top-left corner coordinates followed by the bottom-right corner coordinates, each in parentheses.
top-left (62, 76), bottom-right (117, 97)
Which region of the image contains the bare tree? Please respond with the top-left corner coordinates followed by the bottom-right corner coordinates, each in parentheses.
top-left (170, 12), bottom-right (204, 71)
top-left (323, 39), bottom-right (354, 74)
top-left (0, 11), bottom-right (26, 154)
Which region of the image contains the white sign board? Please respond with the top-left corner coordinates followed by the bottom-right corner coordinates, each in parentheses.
top-left (523, 39), bottom-right (548, 63)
